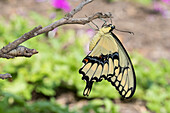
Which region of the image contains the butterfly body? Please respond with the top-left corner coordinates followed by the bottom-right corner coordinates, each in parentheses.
top-left (79, 24), bottom-right (136, 99)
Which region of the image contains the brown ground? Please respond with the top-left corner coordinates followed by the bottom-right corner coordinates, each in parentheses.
top-left (0, 0), bottom-right (169, 113)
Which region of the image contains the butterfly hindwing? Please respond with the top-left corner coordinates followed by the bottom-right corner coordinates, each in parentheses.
top-left (79, 55), bottom-right (106, 96)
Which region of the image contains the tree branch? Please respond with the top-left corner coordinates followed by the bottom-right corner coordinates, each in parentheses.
top-left (0, 0), bottom-right (112, 79)
top-left (0, 26), bottom-right (41, 59)
top-left (37, 12), bottom-right (112, 34)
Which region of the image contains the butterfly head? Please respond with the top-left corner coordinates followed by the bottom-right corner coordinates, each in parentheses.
top-left (100, 24), bottom-right (115, 33)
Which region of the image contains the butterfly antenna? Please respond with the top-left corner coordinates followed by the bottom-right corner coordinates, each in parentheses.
top-left (115, 28), bottom-right (134, 35)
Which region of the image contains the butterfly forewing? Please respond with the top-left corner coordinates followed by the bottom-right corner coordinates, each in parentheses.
top-left (110, 32), bottom-right (136, 98)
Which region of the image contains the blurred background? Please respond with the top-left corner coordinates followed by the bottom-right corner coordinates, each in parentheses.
top-left (0, 0), bottom-right (170, 113)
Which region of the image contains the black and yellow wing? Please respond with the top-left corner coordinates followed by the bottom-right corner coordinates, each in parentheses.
top-left (79, 24), bottom-right (136, 99)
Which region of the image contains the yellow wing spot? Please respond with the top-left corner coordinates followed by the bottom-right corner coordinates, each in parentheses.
top-left (93, 65), bottom-right (102, 79)
top-left (117, 72), bottom-right (122, 81)
top-left (84, 88), bottom-right (91, 96)
top-left (87, 89), bottom-right (91, 95)
top-left (124, 69), bottom-right (128, 76)
top-left (108, 58), bottom-right (114, 74)
top-left (101, 63), bottom-right (108, 76)
top-left (114, 59), bottom-right (119, 67)
top-left (119, 86), bottom-right (123, 91)
top-left (82, 63), bottom-right (92, 74)
top-left (125, 90), bottom-right (132, 98)
top-left (111, 76), bottom-right (116, 82)
top-left (121, 73), bottom-right (127, 86)
top-left (86, 63), bottom-right (98, 79)
top-left (122, 91), bottom-right (125, 96)
top-left (84, 88), bottom-right (88, 95)
top-left (115, 81), bottom-right (119, 86)
top-left (115, 67), bottom-right (120, 76)
top-left (124, 84), bottom-right (128, 91)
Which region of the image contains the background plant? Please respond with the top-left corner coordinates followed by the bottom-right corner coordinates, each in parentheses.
top-left (0, 0), bottom-right (170, 113)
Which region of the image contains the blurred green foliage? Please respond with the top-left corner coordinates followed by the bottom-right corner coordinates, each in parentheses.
top-left (132, 53), bottom-right (170, 113)
top-left (0, 13), bottom-right (169, 113)
top-left (106, 0), bottom-right (152, 5)
top-left (133, 0), bottom-right (152, 5)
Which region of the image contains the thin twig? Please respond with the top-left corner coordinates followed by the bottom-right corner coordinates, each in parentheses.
top-left (66, 0), bottom-right (93, 18)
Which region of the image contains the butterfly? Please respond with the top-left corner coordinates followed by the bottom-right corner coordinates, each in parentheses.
top-left (79, 24), bottom-right (136, 99)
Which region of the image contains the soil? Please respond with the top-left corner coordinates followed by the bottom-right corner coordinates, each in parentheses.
top-left (0, 0), bottom-right (169, 113)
